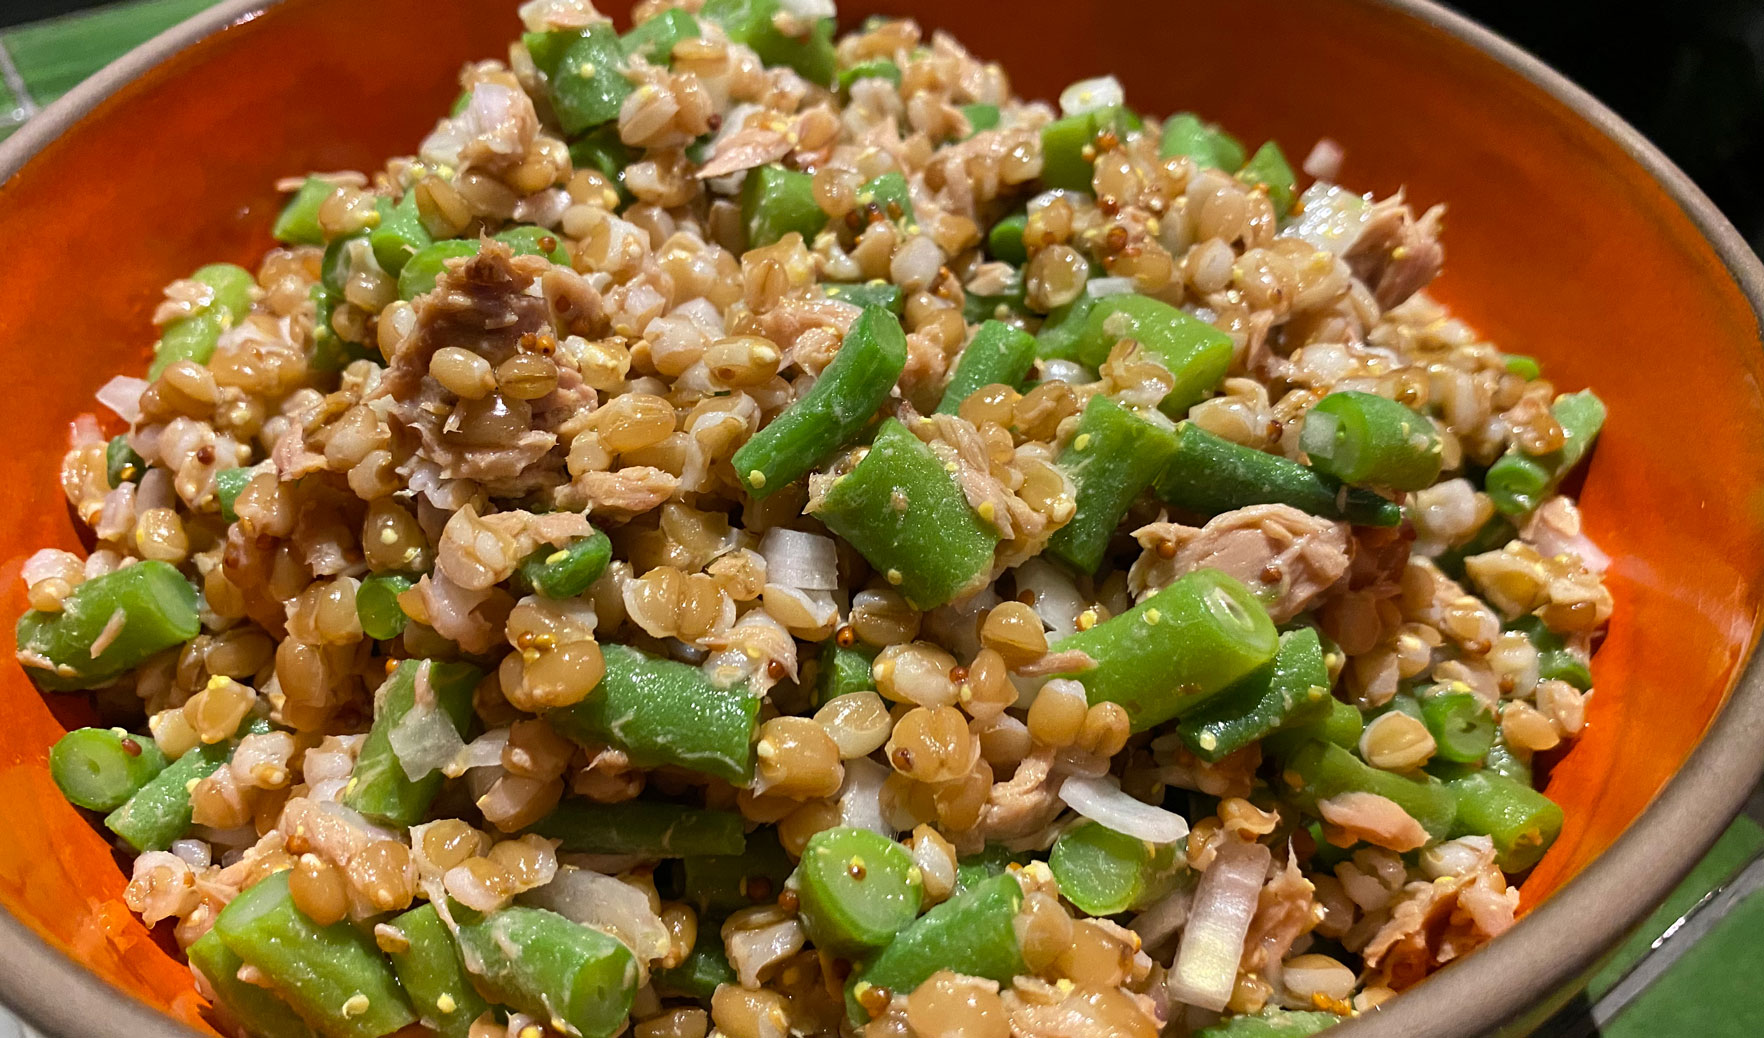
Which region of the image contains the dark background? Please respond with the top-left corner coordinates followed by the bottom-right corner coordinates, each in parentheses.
top-left (4, 0), bottom-right (1762, 251)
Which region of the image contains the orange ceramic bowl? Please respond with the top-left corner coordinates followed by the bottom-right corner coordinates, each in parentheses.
top-left (0, 1), bottom-right (1760, 1036)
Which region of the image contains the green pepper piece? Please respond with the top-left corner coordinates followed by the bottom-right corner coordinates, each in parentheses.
top-left (740, 164), bottom-right (827, 248)
top-left (1073, 294), bottom-right (1233, 415)
top-left (515, 528), bottom-right (612, 599)
top-left (273, 177), bottom-right (337, 246)
top-left (1047, 569), bottom-right (1279, 731)
top-left (1237, 141), bottom-right (1297, 219)
top-left (733, 306), bottom-right (907, 498)
top-left (1485, 390), bottom-right (1606, 516)
top-left (814, 640), bottom-right (878, 706)
top-left (651, 923), bottom-right (737, 1000)
top-left (1155, 422), bottom-right (1402, 526)
top-left (962, 103), bottom-right (1001, 136)
top-left (679, 827), bottom-right (795, 915)
top-left (847, 873), bottom-right (1024, 1023)
top-left (1176, 627), bottom-right (1332, 763)
top-left (106, 435), bottom-right (145, 487)
top-left (701, 0), bottom-right (836, 86)
top-left (355, 574), bottom-right (416, 641)
top-left (792, 827), bottom-right (923, 959)
top-left (1159, 112), bottom-right (1246, 171)
top-left (215, 466), bottom-right (254, 522)
top-left (454, 906), bottom-right (637, 1038)
top-left (938, 320), bottom-right (1037, 414)
top-left (1281, 740), bottom-right (1457, 841)
top-left (621, 9), bottom-right (700, 64)
top-left (528, 800), bottom-right (747, 857)
top-left (526, 24), bottom-right (632, 134)
top-left (342, 660), bottom-right (481, 826)
top-left (1046, 395), bottom-right (1181, 574)
top-left (550, 643), bottom-right (760, 783)
top-left (151, 263), bottom-right (256, 377)
top-left (213, 872), bottom-right (415, 1038)
top-left (187, 930), bottom-right (318, 1038)
top-left (986, 211), bottom-right (1028, 264)
top-left (1049, 821), bottom-right (1182, 916)
top-left (383, 904), bottom-right (492, 1038)
top-left (810, 417), bottom-right (1001, 610)
top-left (1300, 390), bottom-right (1443, 491)
top-left (839, 59), bottom-right (901, 92)
top-left (856, 171), bottom-right (915, 227)
top-left (16, 560), bottom-right (201, 692)
top-left (1444, 769), bottom-right (1563, 871)
top-left (369, 191), bottom-right (433, 276)
top-left (822, 281), bottom-right (905, 314)
top-left (49, 727), bottom-right (168, 812)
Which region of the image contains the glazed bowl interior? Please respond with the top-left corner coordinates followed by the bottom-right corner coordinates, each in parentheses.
top-left (0, 0), bottom-right (1760, 1036)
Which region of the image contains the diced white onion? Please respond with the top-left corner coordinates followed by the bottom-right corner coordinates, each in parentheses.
top-left (1084, 276), bottom-right (1136, 298)
top-left (445, 727), bottom-right (510, 778)
top-left (1038, 358), bottom-right (1091, 385)
top-left (837, 757), bottom-right (893, 836)
top-left (1059, 772), bottom-right (1189, 845)
top-left (1129, 884), bottom-right (1192, 949)
top-left (1014, 558), bottom-right (1084, 638)
top-left (1058, 75), bottom-right (1124, 117)
top-left (97, 376), bottom-right (148, 424)
top-left (523, 867), bottom-right (670, 962)
top-left (779, 0), bottom-right (836, 21)
top-left (758, 527), bottom-right (839, 590)
top-left (388, 697), bottom-right (466, 782)
top-left (1302, 138), bottom-right (1345, 181)
top-left (1280, 183), bottom-right (1373, 257)
top-left (1167, 838), bottom-right (1271, 1011)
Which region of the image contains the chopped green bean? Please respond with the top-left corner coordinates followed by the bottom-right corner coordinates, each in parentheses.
top-left (1049, 821), bottom-right (1182, 916)
top-left (839, 59), bottom-right (901, 92)
top-left (1485, 390), bottom-right (1606, 515)
top-left (1040, 106), bottom-right (1136, 191)
top-left (343, 660), bottom-right (481, 826)
top-left (621, 9), bottom-right (700, 64)
top-left (1506, 614), bottom-right (1594, 690)
top-left (104, 718), bottom-right (267, 852)
top-left (1418, 687), bottom-right (1496, 764)
top-left (1237, 141), bottom-right (1297, 219)
top-left (151, 263), bottom-right (256, 377)
top-left (961, 269), bottom-right (1029, 324)
top-left (1445, 769), bottom-right (1563, 871)
top-left (809, 417), bottom-right (1001, 610)
top-left (986, 211), bottom-right (1027, 265)
top-left (740, 164), bottom-right (827, 249)
top-left (856, 171), bottom-right (915, 226)
top-left (822, 281), bottom-right (904, 313)
top-left (1484, 731), bottom-right (1533, 784)
top-left (528, 799), bottom-right (747, 857)
top-left (106, 435), bottom-right (145, 487)
top-left (814, 640), bottom-right (877, 705)
top-left (1267, 695), bottom-right (1364, 759)
top-left (1073, 294), bottom-right (1234, 415)
top-left (1433, 514), bottom-right (1516, 582)
top-left (792, 827), bottom-right (922, 958)
top-left (678, 827), bottom-right (794, 915)
top-left (569, 125), bottom-right (638, 205)
top-left (954, 844), bottom-right (1027, 893)
top-left (515, 528), bottom-right (612, 599)
top-left (1176, 627), bottom-right (1333, 763)
top-left (272, 177), bottom-right (337, 246)
top-left (1155, 422), bottom-right (1402, 526)
top-left (187, 930), bottom-right (318, 1038)
top-left (17, 560), bottom-right (201, 692)
top-left (1194, 1008), bottom-right (1342, 1038)
top-left (550, 643), bottom-right (760, 783)
top-left (651, 922), bottom-right (737, 999)
top-left (397, 240), bottom-right (480, 300)
top-left (383, 904), bottom-right (491, 1038)
top-left (847, 873), bottom-right (1025, 1024)
top-left (1046, 395), bottom-right (1181, 574)
top-left (368, 190), bottom-right (432, 276)
top-left (215, 466), bottom-right (254, 522)
top-left (1280, 740), bottom-right (1457, 841)
top-left (961, 103), bottom-right (1001, 136)
top-left (1033, 290), bottom-right (1100, 359)
top-left (734, 306), bottom-right (907, 499)
top-left (701, 0), bottom-right (836, 85)
top-left (526, 25), bottom-right (632, 134)
top-left (1159, 112), bottom-right (1245, 171)
top-left (1504, 353), bottom-right (1541, 380)
top-left (354, 574), bottom-right (416, 641)
top-left (1047, 569), bottom-right (1280, 731)
top-left (49, 727), bottom-right (167, 812)
top-left (453, 905), bottom-right (637, 1038)
top-left (1300, 391), bottom-right (1443, 491)
top-left (937, 320), bottom-right (1037, 414)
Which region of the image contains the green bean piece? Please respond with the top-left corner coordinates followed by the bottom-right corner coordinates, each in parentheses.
top-left (1484, 732), bottom-right (1533, 784)
top-left (1445, 770), bottom-right (1564, 871)
top-left (309, 284), bottom-right (373, 374)
top-left (1046, 395), bottom-right (1180, 573)
top-left (679, 827), bottom-right (795, 915)
top-left (822, 281), bottom-right (904, 313)
top-left (1267, 695), bottom-right (1364, 760)
top-left (215, 466), bottom-right (254, 522)
top-left (494, 225), bottom-right (572, 265)
top-left (847, 873), bottom-right (1025, 1024)
top-left (525, 25), bottom-right (632, 134)
top-left (1047, 569), bottom-right (1280, 731)
top-left (1158, 112), bottom-right (1245, 171)
top-left (954, 844), bottom-right (1028, 893)
top-left (814, 640), bottom-right (878, 706)
top-left (569, 125), bottom-right (637, 204)
top-left (1418, 688), bottom-right (1496, 764)
top-left (1299, 391), bottom-right (1443, 491)
top-left (1193, 1007), bottom-right (1342, 1038)
top-left (273, 176), bottom-right (337, 246)
top-left (368, 191), bottom-right (432, 277)
top-left (1155, 422), bottom-right (1402, 526)
top-left (187, 930), bottom-right (318, 1038)
top-left (16, 560), bottom-right (201, 692)
top-left (213, 872), bottom-right (415, 1038)
top-left (342, 660), bottom-right (481, 826)
top-left (354, 574), bottom-right (416, 641)
top-left (106, 435), bottom-right (145, 487)
top-left (739, 163), bottom-right (827, 249)
top-left (550, 643), bottom-right (760, 783)
top-left (961, 103), bottom-right (1001, 136)
top-left (620, 8), bottom-right (700, 63)
top-left (1237, 141), bottom-right (1297, 219)
top-left (856, 171), bottom-right (915, 226)
top-left (1049, 821), bottom-right (1181, 917)
top-left (839, 58), bottom-right (901, 91)
top-left (937, 320), bottom-right (1037, 414)
top-left (1485, 390), bottom-right (1607, 516)
top-left (49, 727), bottom-right (168, 812)
top-left (1176, 628), bottom-right (1332, 763)
top-left (809, 417), bottom-right (1001, 610)
top-left (700, 0), bottom-right (836, 85)
top-left (383, 904), bottom-right (491, 1038)
top-left (651, 922), bottom-right (737, 999)
top-left (1280, 740), bottom-right (1457, 841)
top-left (151, 263), bottom-right (257, 377)
top-left (1505, 614), bottom-right (1593, 690)
top-left (792, 827), bottom-right (923, 958)
top-left (961, 269), bottom-right (1029, 325)
top-left (397, 240), bottom-right (480, 300)
top-left (1433, 514), bottom-right (1516, 582)
top-left (734, 306), bottom-right (907, 498)
top-left (986, 211), bottom-right (1027, 265)
top-left (528, 799), bottom-right (747, 857)
top-left (1504, 353), bottom-right (1542, 380)
top-left (1033, 290), bottom-right (1100, 359)
top-left (1040, 106), bottom-right (1136, 191)
top-left (1073, 294), bottom-right (1234, 415)
top-left (453, 905), bottom-right (637, 1038)
top-left (104, 719), bottom-right (266, 852)
top-left (516, 528), bottom-right (613, 599)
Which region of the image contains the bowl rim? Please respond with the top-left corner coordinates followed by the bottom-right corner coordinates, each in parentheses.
top-left (0, 1), bottom-right (1760, 1037)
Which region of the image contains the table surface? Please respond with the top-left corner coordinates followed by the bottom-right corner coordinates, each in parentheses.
top-left (0, 2), bottom-right (1760, 1037)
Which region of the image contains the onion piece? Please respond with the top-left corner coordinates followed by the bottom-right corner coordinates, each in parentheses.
top-left (1302, 138), bottom-right (1345, 181)
top-left (1129, 884), bottom-right (1193, 950)
top-left (97, 376), bottom-right (149, 424)
top-left (778, 0), bottom-right (835, 19)
top-left (1058, 75), bottom-right (1124, 117)
top-left (1280, 183), bottom-right (1373, 257)
top-left (1059, 772), bottom-right (1189, 845)
top-left (388, 697), bottom-right (466, 782)
top-left (1167, 838), bottom-right (1271, 1011)
top-left (523, 867), bottom-right (669, 963)
top-left (445, 727), bottom-right (510, 778)
top-left (837, 757), bottom-right (893, 836)
top-left (1084, 276), bottom-right (1136, 298)
top-left (1014, 558), bottom-right (1084, 638)
top-left (758, 527), bottom-right (839, 590)
top-left (1038, 358), bottom-right (1091, 385)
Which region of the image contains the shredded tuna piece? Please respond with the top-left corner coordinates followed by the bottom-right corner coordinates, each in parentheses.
top-left (1345, 197), bottom-right (1446, 310)
top-left (1318, 792), bottom-right (1430, 852)
top-left (1131, 505), bottom-right (1351, 621)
